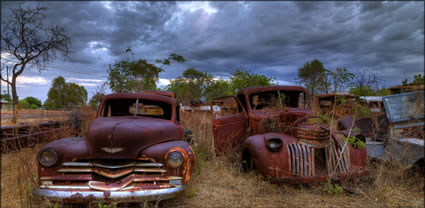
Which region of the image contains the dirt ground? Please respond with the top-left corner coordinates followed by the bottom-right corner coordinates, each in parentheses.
top-left (1, 111), bottom-right (423, 208)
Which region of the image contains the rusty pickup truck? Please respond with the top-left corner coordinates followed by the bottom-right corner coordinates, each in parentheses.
top-left (33, 92), bottom-right (195, 203)
top-left (211, 86), bottom-right (368, 184)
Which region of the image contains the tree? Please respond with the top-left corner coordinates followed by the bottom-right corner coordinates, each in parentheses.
top-left (204, 79), bottom-right (233, 102)
top-left (325, 68), bottom-right (355, 93)
top-left (89, 82), bottom-right (107, 109)
top-left (167, 68), bottom-right (213, 104)
top-left (18, 100), bottom-right (30, 109)
top-left (44, 76), bottom-right (87, 109)
top-left (351, 69), bottom-right (381, 90)
top-left (349, 86), bottom-right (375, 96)
top-left (23, 96), bottom-right (42, 108)
top-left (410, 74), bottom-right (424, 85)
top-left (349, 86), bottom-right (389, 97)
top-left (348, 69), bottom-right (389, 96)
top-left (0, 3), bottom-right (70, 123)
top-left (374, 87), bottom-right (389, 96)
top-left (107, 47), bottom-right (185, 93)
top-left (230, 68), bottom-right (274, 92)
top-left (296, 59), bottom-right (327, 99)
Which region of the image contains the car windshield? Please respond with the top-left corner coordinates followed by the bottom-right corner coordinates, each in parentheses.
top-left (249, 90), bottom-right (306, 110)
top-left (101, 98), bottom-right (172, 120)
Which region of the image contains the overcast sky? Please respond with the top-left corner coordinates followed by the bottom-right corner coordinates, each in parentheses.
top-left (1, 1), bottom-right (424, 102)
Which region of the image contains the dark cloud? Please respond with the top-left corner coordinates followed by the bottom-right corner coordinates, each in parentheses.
top-left (1, 1), bottom-right (423, 101)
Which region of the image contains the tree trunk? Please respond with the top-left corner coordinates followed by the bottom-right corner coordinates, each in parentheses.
top-left (11, 76), bottom-right (19, 124)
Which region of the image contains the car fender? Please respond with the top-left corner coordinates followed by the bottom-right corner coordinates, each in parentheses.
top-left (242, 133), bottom-right (297, 178)
top-left (140, 140), bottom-right (195, 184)
top-left (38, 137), bottom-right (89, 178)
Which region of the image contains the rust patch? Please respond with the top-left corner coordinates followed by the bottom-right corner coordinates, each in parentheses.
top-left (67, 192), bottom-right (96, 203)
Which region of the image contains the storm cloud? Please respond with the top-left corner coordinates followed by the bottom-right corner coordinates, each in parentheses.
top-left (1, 1), bottom-right (423, 101)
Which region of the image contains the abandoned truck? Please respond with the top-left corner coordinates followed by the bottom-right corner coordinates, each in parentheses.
top-left (211, 86), bottom-right (368, 184)
top-left (33, 92), bottom-right (195, 203)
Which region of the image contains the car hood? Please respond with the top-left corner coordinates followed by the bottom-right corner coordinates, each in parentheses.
top-left (86, 116), bottom-right (181, 159)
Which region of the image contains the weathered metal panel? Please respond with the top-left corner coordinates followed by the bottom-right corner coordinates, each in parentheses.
top-left (211, 96), bottom-right (247, 154)
top-left (383, 91), bottom-right (424, 123)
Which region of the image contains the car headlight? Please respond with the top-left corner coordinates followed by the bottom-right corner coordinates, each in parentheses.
top-left (38, 149), bottom-right (58, 167)
top-left (266, 138), bottom-right (282, 152)
top-left (167, 151), bottom-right (185, 168)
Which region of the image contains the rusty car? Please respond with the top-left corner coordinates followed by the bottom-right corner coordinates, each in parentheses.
top-left (211, 86), bottom-right (368, 184)
top-left (315, 93), bottom-right (360, 118)
top-left (33, 92), bottom-right (195, 203)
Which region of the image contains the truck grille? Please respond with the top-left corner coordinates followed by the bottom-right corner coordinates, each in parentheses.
top-left (288, 140), bottom-right (350, 177)
top-left (326, 139), bottom-right (350, 173)
top-left (288, 143), bottom-right (314, 176)
top-left (39, 158), bottom-right (182, 191)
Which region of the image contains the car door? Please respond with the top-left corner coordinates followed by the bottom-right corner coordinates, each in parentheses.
top-left (211, 96), bottom-right (247, 154)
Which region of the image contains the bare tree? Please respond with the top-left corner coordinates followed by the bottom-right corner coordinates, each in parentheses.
top-left (352, 69), bottom-right (382, 90)
top-left (0, 3), bottom-right (70, 123)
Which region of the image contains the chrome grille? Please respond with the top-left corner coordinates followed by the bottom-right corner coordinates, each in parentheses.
top-left (39, 158), bottom-right (182, 191)
top-left (58, 160), bottom-right (167, 178)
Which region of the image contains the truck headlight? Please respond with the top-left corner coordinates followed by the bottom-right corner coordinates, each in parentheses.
top-left (38, 149), bottom-right (58, 167)
top-left (267, 138), bottom-right (282, 152)
top-left (167, 151), bottom-right (185, 168)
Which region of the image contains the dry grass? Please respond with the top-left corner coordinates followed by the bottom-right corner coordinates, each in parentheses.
top-left (163, 111), bottom-right (424, 208)
top-left (1, 107), bottom-right (96, 208)
top-left (1, 109), bottom-right (71, 126)
top-left (1, 111), bottom-right (423, 208)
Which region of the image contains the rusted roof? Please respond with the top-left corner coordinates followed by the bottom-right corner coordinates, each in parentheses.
top-left (102, 93), bottom-right (177, 106)
top-left (388, 84), bottom-right (424, 94)
top-left (237, 85), bottom-right (308, 95)
top-left (316, 93), bottom-right (359, 99)
top-left (139, 90), bottom-right (175, 98)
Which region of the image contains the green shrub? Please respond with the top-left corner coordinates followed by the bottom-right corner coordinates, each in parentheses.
top-left (18, 100), bottom-right (31, 109)
top-left (325, 183), bottom-right (344, 195)
top-left (344, 135), bottom-right (365, 149)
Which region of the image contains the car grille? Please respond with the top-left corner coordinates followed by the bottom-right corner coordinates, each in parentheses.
top-left (288, 140), bottom-right (349, 177)
top-left (288, 143), bottom-right (314, 176)
top-left (39, 157), bottom-right (182, 191)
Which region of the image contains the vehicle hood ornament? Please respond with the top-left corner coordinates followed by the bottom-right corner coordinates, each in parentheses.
top-left (101, 147), bottom-right (124, 153)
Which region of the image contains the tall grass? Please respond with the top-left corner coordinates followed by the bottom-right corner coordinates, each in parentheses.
top-left (1, 107), bottom-right (96, 208)
top-left (164, 110), bottom-right (424, 208)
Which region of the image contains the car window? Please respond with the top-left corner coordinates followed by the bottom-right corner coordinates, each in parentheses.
top-left (249, 90), bottom-right (305, 110)
top-left (102, 98), bottom-right (172, 120)
top-left (212, 97), bottom-right (243, 119)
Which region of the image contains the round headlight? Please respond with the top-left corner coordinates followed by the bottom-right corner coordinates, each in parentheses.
top-left (167, 151), bottom-right (185, 168)
top-left (38, 149), bottom-right (58, 167)
top-left (267, 139), bottom-right (282, 152)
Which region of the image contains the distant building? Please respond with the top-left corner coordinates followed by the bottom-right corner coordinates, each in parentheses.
top-left (1, 99), bottom-right (12, 110)
top-left (389, 84), bottom-right (424, 95)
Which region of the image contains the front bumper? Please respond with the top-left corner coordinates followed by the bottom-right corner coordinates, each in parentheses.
top-left (32, 186), bottom-right (184, 203)
top-left (269, 169), bottom-right (369, 184)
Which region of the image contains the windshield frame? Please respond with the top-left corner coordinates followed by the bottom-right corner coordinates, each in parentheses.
top-left (97, 93), bottom-right (177, 122)
top-left (247, 90), bottom-right (308, 112)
